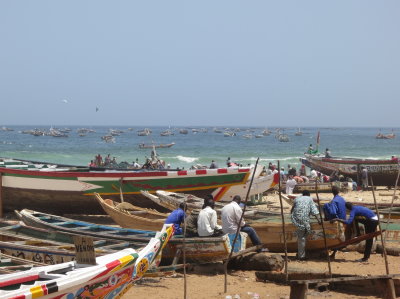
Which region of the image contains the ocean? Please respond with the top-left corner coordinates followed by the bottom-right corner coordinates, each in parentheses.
top-left (0, 126), bottom-right (399, 171)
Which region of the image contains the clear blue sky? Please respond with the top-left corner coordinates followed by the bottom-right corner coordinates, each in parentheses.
top-left (1, 1), bottom-right (399, 127)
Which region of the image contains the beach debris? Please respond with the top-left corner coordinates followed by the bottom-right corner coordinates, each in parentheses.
top-left (229, 253), bottom-right (284, 271)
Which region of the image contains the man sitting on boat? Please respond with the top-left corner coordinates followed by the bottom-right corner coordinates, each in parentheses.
top-left (197, 198), bottom-right (223, 237)
top-left (165, 202), bottom-right (187, 235)
top-left (221, 195), bottom-right (263, 249)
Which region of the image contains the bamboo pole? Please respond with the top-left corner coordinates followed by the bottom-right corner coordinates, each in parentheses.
top-left (183, 196), bottom-right (187, 299)
top-left (370, 177), bottom-right (389, 275)
top-left (383, 168), bottom-right (400, 245)
top-left (0, 173), bottom-right (3, 218)
top-left (277, 161), bottom-right (289, 282)
top-left (224, 158), bottom-right (259, 293)
top-left (119, 178), bottom-right (124, 202)
top-left (315, 180), bottom-right (332, 277)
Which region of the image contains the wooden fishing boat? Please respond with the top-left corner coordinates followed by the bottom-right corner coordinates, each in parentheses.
top-left (138, 142), bottom-right (175, 149)
top-left (0, 157), bottom-right (251, 213)
top-left (0, 224), bottom-right (174, 299)
top-left (281, 181), bottom-right (334, 193)
top-left (94, 193), bottom-right (167, 231)
top-left (0, 220), bottom-right (140, 250)
top-left (140, 190), bottom-right (268, 219)
top-left (17, 209), bottom-right (247, 264)
top-left (300, 153), bottom-right (400, 186)
top-left (248, 215), bottom-right (346, 252)
top-left (0, 253), bottom-right (46, 274)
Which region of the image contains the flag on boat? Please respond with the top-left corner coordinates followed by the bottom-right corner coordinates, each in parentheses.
top-left (316, 131), bottom-right (320, 151)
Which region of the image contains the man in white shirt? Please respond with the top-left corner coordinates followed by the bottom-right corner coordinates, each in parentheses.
top-left (221, 195), bottom-right (262, 247)
top-left (197, 198), bottom-right (223, 237)
top-left (285, 175), bottom-right (297, 195)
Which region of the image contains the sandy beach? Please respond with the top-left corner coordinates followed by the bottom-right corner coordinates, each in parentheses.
top-left (127, 188), bottom-right (400, 298)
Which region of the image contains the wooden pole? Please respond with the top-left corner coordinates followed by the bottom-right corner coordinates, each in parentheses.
top-left (0, 173), bottom-right (3, 218)
top-left (383, 168), bottom-right (400, 245)
top-left (315, 181), bottom-right (332, 277)
top-left (277, 160), bottom-right (289, 282)
top-left (119, 178), bottom-right (124, 202)
top-left (224, 158), bottom-right (259, 293)
top-left (371, 177), bottom-right (390, 275)
top-left (183, 196), bottom-right (187, 299)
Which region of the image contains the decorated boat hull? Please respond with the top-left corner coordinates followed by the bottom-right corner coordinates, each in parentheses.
top-left (0, 158), bottom-right (250, 213)
top-left (301, 154), bottom-right (400, 186)
top-left (0, 224), bottom-right (174, 299)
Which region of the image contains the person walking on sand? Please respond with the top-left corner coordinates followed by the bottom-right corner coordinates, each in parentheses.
top-left (221, 195), bottom-right (263, 249)
top-left (291, 190), bottom-right (321, 261)
top-left (331, 202), bottom-right (378, 262)
top-left (197, 198), bottom-right (223, 237)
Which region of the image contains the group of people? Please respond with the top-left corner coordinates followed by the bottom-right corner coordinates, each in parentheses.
top-left (291, 186), bottom-right (379, 262)
top-left (164, 195), bottom-right (263, 249)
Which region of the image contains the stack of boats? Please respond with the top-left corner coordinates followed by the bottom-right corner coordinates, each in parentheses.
top-left (0, 221), bottom-right (174, 298)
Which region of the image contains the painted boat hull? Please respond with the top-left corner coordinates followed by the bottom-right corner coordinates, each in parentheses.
top-left (0, 224), bottom-right (174, 299)
top-left (0, 158), bottom-right (250, 214)
top-left (301, 154), bottom-right (400, 186)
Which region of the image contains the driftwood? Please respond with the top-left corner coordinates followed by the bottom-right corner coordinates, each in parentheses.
top-left (256, 268), bottom-right (332, 284)
top-left (228, 253), bottom-right (284, 271)
top-left (290, 274), bottom-right (400, 299)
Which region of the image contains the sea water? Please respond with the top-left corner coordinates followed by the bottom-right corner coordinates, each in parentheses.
top-left (0, 126), bottom-right (399, 170)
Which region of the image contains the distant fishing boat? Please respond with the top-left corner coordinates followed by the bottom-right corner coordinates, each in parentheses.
top-left (294, 128), bottom-right (303, 136)
top-left (376, 129), bottom-right (395, 139)
top-left (138, 142), bottom-right (175, 149)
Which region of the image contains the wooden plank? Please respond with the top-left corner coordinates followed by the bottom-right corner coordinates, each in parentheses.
top-left (327, 230), bottom-right (383, 250)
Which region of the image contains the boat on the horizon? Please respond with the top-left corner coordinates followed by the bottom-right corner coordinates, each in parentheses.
top-left (138, 142), bottom-right (175, 149)
top-left (0, 157), bottom-right (252, 214)
top-left (300, 153), bottom-right (400, 186)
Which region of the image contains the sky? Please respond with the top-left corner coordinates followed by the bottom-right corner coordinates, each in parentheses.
top-left (0, 1), bottom-right (399, 127)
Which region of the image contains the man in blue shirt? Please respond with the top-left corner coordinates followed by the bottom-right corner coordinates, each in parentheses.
top-left (331, 186), bottom-right (347, 220)
top-left (165, 202), bottom-right (187, 235)
top-left (332, 202), bottom-right (378, 262)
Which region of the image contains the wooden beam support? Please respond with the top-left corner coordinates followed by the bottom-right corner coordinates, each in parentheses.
top-left (290, 281), bottom-right (308, 299)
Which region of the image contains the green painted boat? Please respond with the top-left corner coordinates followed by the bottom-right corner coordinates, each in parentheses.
top-left (0, 157), bottom-right (251, 214)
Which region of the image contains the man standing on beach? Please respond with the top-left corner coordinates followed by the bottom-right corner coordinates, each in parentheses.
top-left (221, 195), bottom-right (263, 248)
top-left (361, 167), bottom-right (368, 190)
top-left (285, 175), bottom-right (297, 195)
top-left (291, 190), bottom-right (320, 260)
top-left (331, 202), bottom-right (378, 262)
